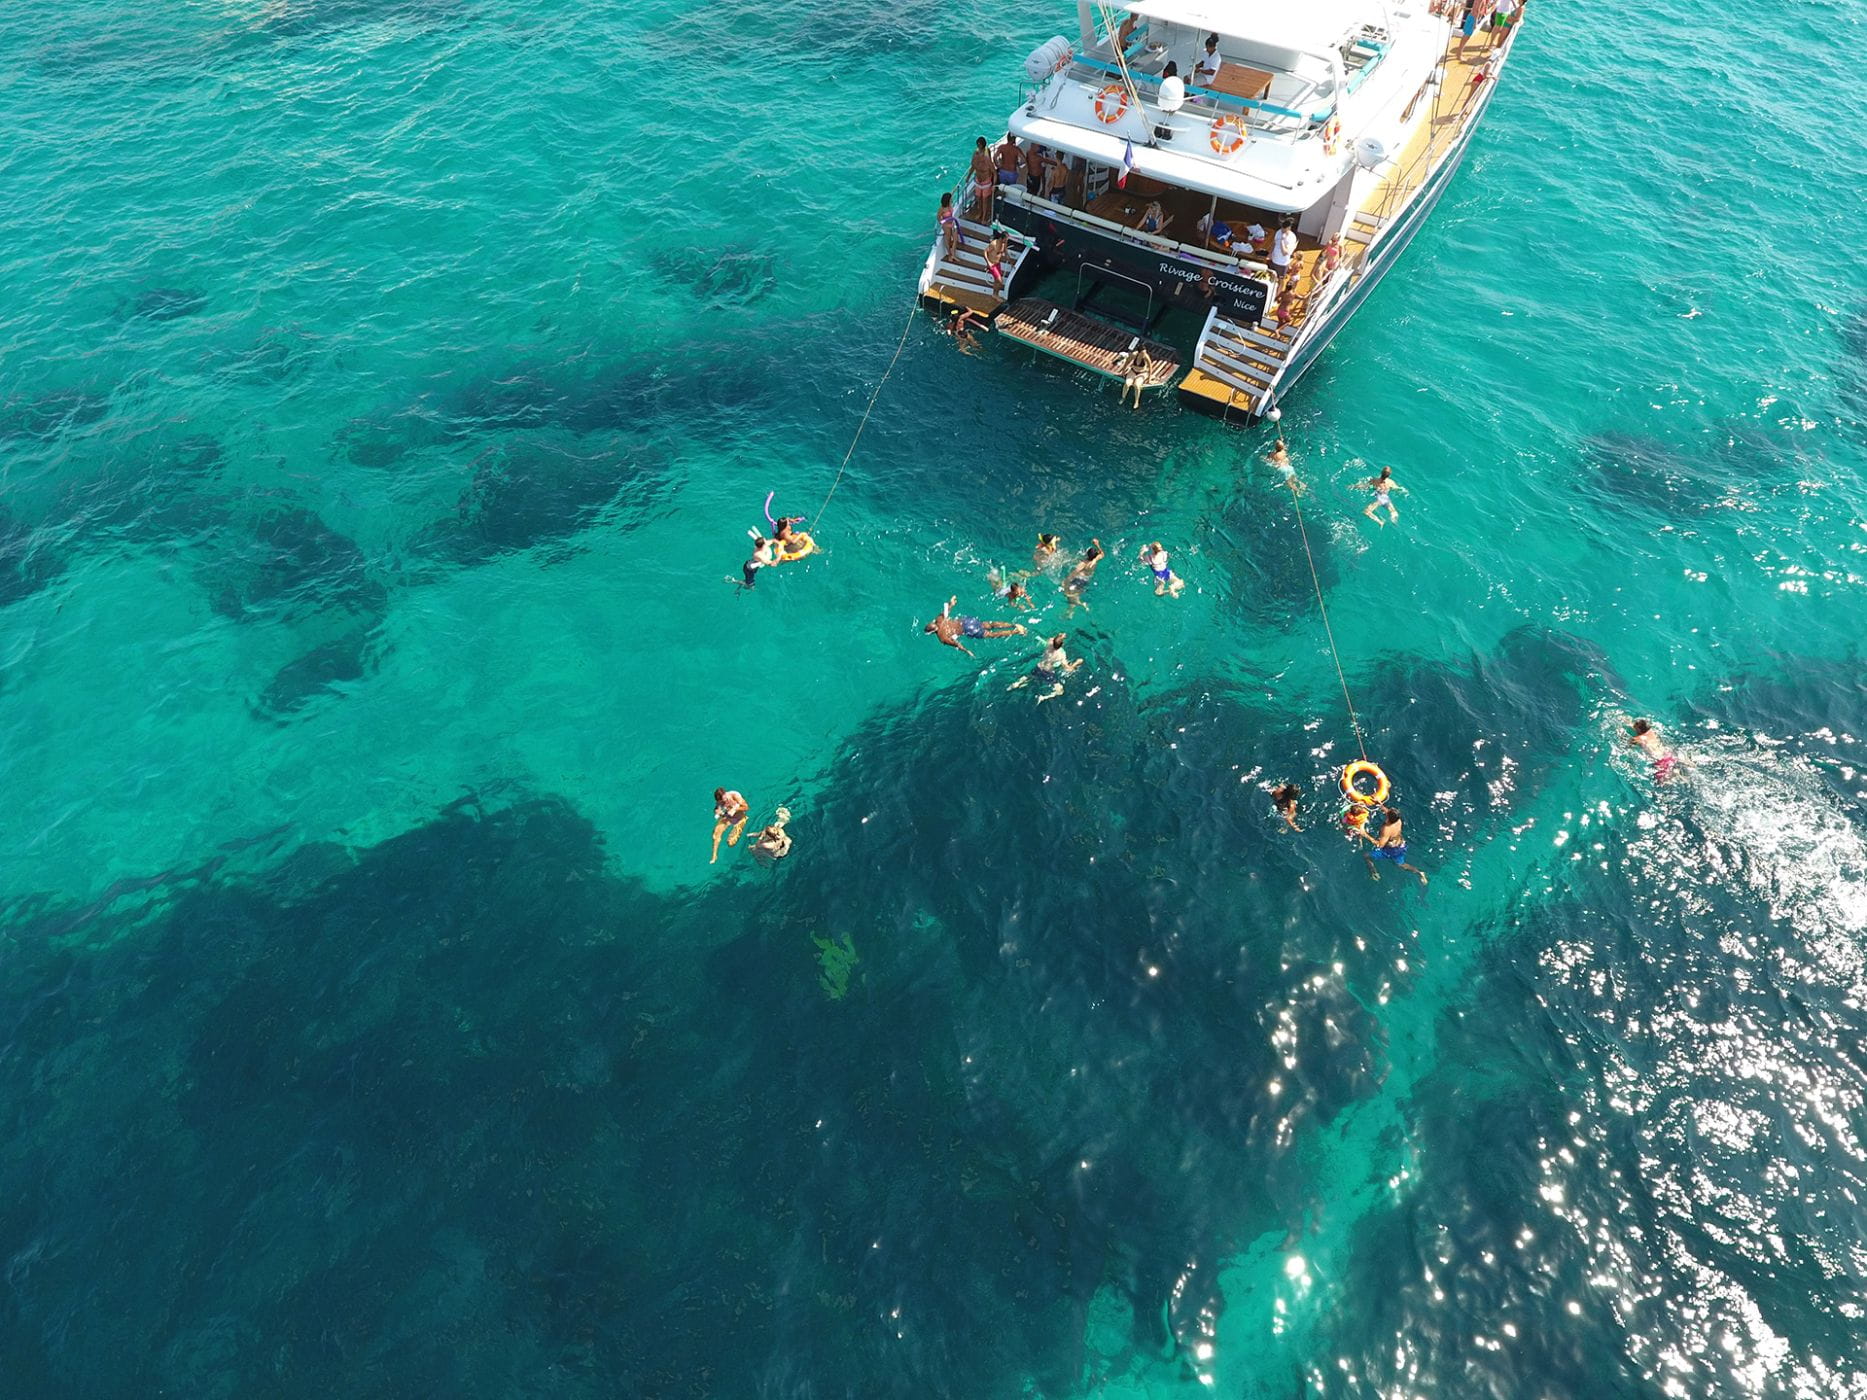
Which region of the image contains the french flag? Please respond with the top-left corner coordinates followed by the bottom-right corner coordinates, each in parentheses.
top-left (1118, 139), bottom-right (1136, 189)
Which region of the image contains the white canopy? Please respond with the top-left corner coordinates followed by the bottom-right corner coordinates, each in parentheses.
top-left (1122, 0), bottom-right (1373, 57)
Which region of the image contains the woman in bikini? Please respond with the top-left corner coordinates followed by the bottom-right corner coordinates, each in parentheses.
top-left (936, 191), bottom-right (962, 257)
top-left (710, 788), bottom-right (750, 863)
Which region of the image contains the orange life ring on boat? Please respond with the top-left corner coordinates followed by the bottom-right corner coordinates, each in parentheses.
top-left (1208, 115), bottom-right (1248, 155)
top-left (1093, 84), bottom-right (1129, 123)
top-left (1322, 116), bottom-right (1342, 157)
top-left (1339, 760), bottom-right (1390, 808)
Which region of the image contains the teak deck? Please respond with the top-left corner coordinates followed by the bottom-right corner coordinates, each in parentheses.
top-left (995, 300), bottom-right (1180, 385)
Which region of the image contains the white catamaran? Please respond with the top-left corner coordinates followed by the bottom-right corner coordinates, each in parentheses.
top-left (917, 0), bottom-right (1524, 421)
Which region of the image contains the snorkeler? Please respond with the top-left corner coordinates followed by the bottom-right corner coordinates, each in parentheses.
top-left (1628, 718), bottom-right (1677, 783)
top-left (1062, 539), bottom-right (1103, 613)
top-left (710, 787), bottom-right (750, 863)
top-left (1361, 466), bottom-right (1407, 526)
top-left (751, 806), bottom-right (794, 862)
top-left (987, 567), bottom-right (1036, 610)
top-left (1033, 533), bottom-right (1063, 570)
top-left (1139, 541), bottom-right (1185, 597)
top-left (1356, 806), bottom-right (1428, 885)
top-left (1008, 631), bottom-right (1083, 703)
top-left (925, 595), bottom-right (1026, 656)
top-left (1272, 783), bottom-right (1302, 832)
top-left (737, 531), bottom-right (779, 589)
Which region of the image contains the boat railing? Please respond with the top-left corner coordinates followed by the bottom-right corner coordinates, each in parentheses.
top-left (997, 185), bottom-right (1280, 282)
top-left (1043, 56), bottom-right (1335, 130)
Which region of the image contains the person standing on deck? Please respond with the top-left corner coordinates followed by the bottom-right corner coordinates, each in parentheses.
top-left (1490, 0), bottom-right (1518, 43)
top-left (1274, 279), bottom-right (1300, 328)
top-left (1457, 2), bottom-right (1479, 57)
top-left (1270, 219), bottom-right (1299, 287)
top-left (1193, 34), bottom-right (1222, 87)
top-left (983, 226), bottom-right (1012, 297)
top-left (1024, 142), bottom-right (1047, 193)
top-left (994, 133), bottom-right (1023, 187)
top-left (1040, 149), bottom-right (1069, 201)
top-left (937, 192), bottom-right (962, 257)
top-left (969, 137), bottom-right (997, 222)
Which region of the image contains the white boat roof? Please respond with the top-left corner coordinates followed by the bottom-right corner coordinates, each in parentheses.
top-left (1122, 0), bottom-right (1371, 56)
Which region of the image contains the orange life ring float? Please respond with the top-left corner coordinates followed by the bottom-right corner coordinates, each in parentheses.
top-left (1322, 116), bottom-right (1342, 157)
top-left (1339, 760), bottom-right (1390, 808)
top-left (1208, 115), bottom-right (1248, 155)
top-left (1093, 84), bottom-right (1129, 123)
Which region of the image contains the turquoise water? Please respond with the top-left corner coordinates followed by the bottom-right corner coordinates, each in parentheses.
top-left (3, 0), bottom-right (1867, 1392)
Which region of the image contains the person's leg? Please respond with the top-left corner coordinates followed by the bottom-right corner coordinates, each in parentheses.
top-left (1037, 684), bottom-right (1063, 703)
top-left (1386, 502), bottom-right (1400, 522)
top-left (711, 821), bottom-right (727, 863)
top-left (1402, 861), bottom-right (1429, 886)
top-left (1363, 501), bottom-right (1382, 524)
top-left (743, 562), bottom-right (758, 588)
top-left (1365, 852), bottom-right (1380, 880)
top-left (728, 817), bottom-right (747, 847)
top-left (1170, 573), bottom-right (1184, 596)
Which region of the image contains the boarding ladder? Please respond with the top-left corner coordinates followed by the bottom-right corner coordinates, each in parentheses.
top-left (918, 219), bottom-right (1037, 315)
top-left (1186, 307), bottom-right (1300, 416)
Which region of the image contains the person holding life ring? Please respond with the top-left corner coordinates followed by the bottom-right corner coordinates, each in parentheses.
top-left (1339, 760), bottom-right (1390, 808)
top-left (1209, 115), bottom-right (1247, 155)
top-left (1094, 84), bottom-right (1129, 123)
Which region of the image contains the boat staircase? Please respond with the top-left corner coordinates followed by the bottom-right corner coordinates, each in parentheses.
top-left (917, 219), bottom-right (1037, 315)
top-left (1179, 307), bottom-right (1299, 418)
top-left (1344, 206), bottom-right (1392, 255)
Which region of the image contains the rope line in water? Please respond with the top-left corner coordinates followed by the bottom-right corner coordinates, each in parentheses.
top-left (810, 302), bottom-right (919, 532)
top-left (1285, 471), bottom-right (1370, 762)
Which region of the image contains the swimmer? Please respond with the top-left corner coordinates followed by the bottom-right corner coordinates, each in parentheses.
top-left (751, 806), bottom-right (794, 862)
top-left (987, 567), bottom-right (1036, 610)
top-left (1008, 631), bottom-right (1084, 703)
top-left (1272, 783), bottom-right (1302, 832)
top-left (710, 787), bottom-right (750, 863)
top-left (1033, 533), bottom-right (1063, 570)
top-left (1361, 466), bottom-right (1406, 526)
top-left (1062, 538), bottom-right (1103, 613)
top-left (925, 594), bottom-right (1027, 656)
top-left (737, 530), bottom-right (779, 589)
top-left (1628, 718), bottom-right (1677, 783)
top-left (1139, 541), bottom-right (1185, 597)
top-left (1266, 437), bottom-right (1305, 494)
top-left (949, 306), bottom-right (987, 354)
top-left (1356, 806), bottom-right (1427, 885)
top-left (772, 514), bottom-right (815, 559)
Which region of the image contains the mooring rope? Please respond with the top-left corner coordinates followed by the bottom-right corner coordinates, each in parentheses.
top-left (810, 301), bottom-right (920, 533)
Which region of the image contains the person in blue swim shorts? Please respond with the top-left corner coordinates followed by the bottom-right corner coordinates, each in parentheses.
top-left (1358, 806), bottom-right (1428, 885)
top-left (925, 594), bottom-right (1026, 657)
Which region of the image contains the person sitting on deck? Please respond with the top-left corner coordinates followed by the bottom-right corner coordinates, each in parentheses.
top-left (1193, 34), bottom-right (1222, 87)
top-left (994, 133), bottom-right (1023, 185)
top-left (1138, 200), bottom-right (1170, 235)
top-left (1117, 346), bottom-right (1156, 409)
top-left (969, 137), bottom-right (996, 221)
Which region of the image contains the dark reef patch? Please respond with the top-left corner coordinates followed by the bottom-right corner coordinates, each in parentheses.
top-left (206, 505), bottom-right (384, 623)
top-left (649, 244), bottom-right (779, 308)
top-left (129, 287), bottom-right (206, 322)
top-left (0, 388), bottom-right (110, 443)
top-left (0, 508), bottom-right (70, 609)
top-left (414, 435), bottom-right (670, 565)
